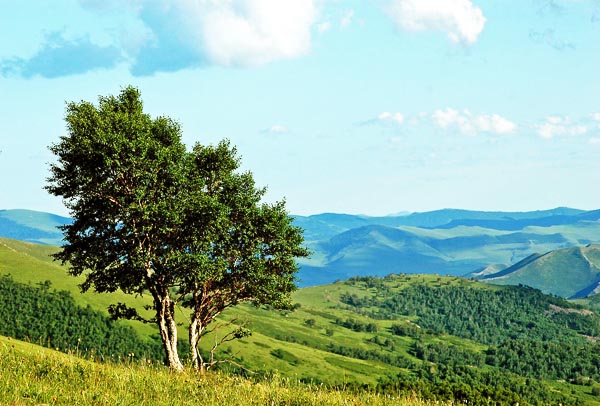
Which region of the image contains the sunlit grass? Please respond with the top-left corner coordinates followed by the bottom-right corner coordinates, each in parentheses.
top-left (0, 336), bottom-right (441, 406)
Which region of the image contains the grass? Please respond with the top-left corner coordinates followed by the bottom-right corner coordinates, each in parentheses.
top-left (0, 335), bottom-right (437, 406)
top-left (3, 238), bottom-right (600, 404)
top-left (199, 274), bottom-right (498, 384)
top-left (0, 238), bottom-right (157, 337)
top-left (0, 241), bottom-right (499, 385)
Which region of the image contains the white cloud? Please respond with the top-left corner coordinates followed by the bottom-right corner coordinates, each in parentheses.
top-left (592, 112), bottom-right (600, 128)
top-left (432, 108), bottom-right (516, 135)
top-left (130, 0), bottom-right (319, 73)
top-left (192, 0), bottom-right (317, 67)
top-left (589, 137), bottom-right (600, 145)
top-left (341, 9), bottom-right (355, 28)
top-left (475, 114), bottom-right (517, 134)
top-left (317, 22), bottom-right (331, 33)
top-left (536, 116), bottom-right (587, 139)
top-left (388, 0), bottom-right (486, 44)
top-left (378, 111), bottom-right (405, 124)
top-left (263, 124), bottom-right (289, 134)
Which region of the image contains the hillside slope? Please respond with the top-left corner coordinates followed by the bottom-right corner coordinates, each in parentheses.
top-left (475, 244), bottom-right (600, 298)
top-left (0, 237), bottom-right (156, 337)
top-left (0, 336), bottom-right (415, 406)
top-left (2, 239), bottom-right (600, 403)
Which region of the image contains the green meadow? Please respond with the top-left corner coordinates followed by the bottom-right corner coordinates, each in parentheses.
top-left (3, 237), bottom-right (600, 404)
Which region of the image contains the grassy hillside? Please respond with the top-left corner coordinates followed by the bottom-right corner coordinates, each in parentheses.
top-left (0, 335), bottom-right (429, 406)
top-left (4, 238), bottom-right (600, 404)
top-left (0, 237), bottom-right (407, 385)
top-left (478, 244), bottom-right (600, 298)
top-left (0, 238), bottom-right (156, 337)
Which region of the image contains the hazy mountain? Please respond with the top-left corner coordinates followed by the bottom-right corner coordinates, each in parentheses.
top-left (434, 209), bottom-right (600, 231)
top-left (296, 207), bottom-right (600, 287)
top-left (0, 209), bottom-right (70, 245)
top-left (3, 207), bottom-right (600, 294)
top-left (292, 207), bottom-right (588, 241)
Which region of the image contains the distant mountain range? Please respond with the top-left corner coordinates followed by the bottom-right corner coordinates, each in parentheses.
top-left (0, 210), bottom-right (70, 246)
top-left (294, 207), bottom-right (600, 287)
top-left (2, 207), bottom-right (600, 297)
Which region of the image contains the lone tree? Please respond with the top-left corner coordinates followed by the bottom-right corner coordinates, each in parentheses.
top-left (46, 87), bottom-right (309, 371)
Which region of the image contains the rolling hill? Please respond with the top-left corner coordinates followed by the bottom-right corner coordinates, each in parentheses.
top-left (3, 207), bottom-right (600, 292)
top-left (472, 244), bottom-right (600, 299)
top-left (297, 208), bottom-right (600, 286)
top-left (2, 239), bottom-right (600, 403)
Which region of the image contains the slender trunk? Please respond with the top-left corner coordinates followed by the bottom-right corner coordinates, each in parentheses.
top-left (189, 287), bottom-right (205, 372)
top-left (156, 293), bottom-right (184, 371)
top-left (189, 317), bottom-right (204, 371)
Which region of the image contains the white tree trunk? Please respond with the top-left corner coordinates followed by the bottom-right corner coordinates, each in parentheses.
top-left (157, 294), bottom-right (184, 371)
top-left (189, 318), bottom-right (203, 371)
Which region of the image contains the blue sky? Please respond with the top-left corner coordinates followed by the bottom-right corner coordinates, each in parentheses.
top-left (1, 0), bottom-right (599, 217)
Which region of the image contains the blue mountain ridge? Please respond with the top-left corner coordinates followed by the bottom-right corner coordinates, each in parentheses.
top-left (2, 208), bottom-right (600, 296)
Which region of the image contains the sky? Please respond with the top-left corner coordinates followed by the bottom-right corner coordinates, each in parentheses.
top-left (0, 0), bottom-right (599, 217)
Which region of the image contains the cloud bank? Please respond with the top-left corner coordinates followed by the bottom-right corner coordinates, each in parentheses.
top-left (388, 0), bottom-right (486, 44)
top-left (0, 0), bottom-right (494, 78)
top-left (432, 108), bottom-right (516, 135)
top-left (0, 32), bottom-right (122, 78)
top-left (1, 0), bottom-right (319, 78)
top-left (536, 116), bottom-right (588, 139)
top-left (174, 0), bottom-right (316, 67)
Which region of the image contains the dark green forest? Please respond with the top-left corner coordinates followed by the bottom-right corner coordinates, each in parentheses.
top-left (337, 275), bottom-right (600, 404)
top-left (0, 274), bottom-right (163, 361)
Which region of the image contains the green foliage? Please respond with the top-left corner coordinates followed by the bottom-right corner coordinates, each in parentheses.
top-left (390, 322), bottom-right (421, 338)
top-left (334, 317), bottom-right (376, 332)
top-left (304, 318), bottom-right (316, 328)
top-left (45, 87), bottom-right (309, 370)
top-left (325, 342), bottom-right (415, 369)
top-left (411, 340), bottom-right (485, 367)
top-left (270, 348), bottom-right (301, 365)
top-left (377, 365), bottom-right (573, 405)
top-left (0, 274), bottom-right (162, 360)
top-left (341, 278), bottom-right (600, 345)
top-left (486, 339), bottom-right (600, 381)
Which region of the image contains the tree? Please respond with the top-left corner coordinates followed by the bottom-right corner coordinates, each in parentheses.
top-left (46, 86), bottom-right (309, 371)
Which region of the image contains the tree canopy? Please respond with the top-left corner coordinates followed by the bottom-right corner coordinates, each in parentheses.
top-left (46, 86), bottom-right (309, 370)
